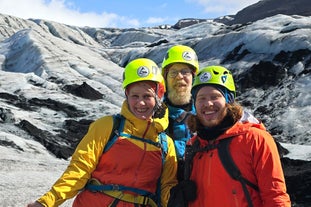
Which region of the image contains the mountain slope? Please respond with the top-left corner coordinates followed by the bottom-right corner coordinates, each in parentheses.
top-left (229, 0), bottom-right (311, 25)
top-left (1, 12), bottom-right (311, 205)
top-left (1, 13), bottom-right (311, 155)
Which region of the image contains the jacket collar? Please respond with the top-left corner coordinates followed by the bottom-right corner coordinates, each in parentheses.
top-left (120, 100), bottom-right (169, 134)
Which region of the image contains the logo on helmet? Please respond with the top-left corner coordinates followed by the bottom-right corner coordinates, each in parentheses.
top-left (182, 51), bottom-right (195, 61)
top-left (137, 66), bottom-right (150, 77)
top-left (151, 65), bottom-right (159, 75)
top-left (221, 75), bottom-right (227, 84)
top-left (199, 72), bottom-right (212, 83)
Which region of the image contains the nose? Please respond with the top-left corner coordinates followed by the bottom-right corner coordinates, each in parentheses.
top-left (203, 99), bottom-right (213, 107)
top-left (137, 98), bottom-right (146, 105)
top-left (176, 71), bottom-right (184, 78)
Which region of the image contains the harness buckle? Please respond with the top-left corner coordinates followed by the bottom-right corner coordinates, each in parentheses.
top-left (111, 184), bottom-right (120, 191)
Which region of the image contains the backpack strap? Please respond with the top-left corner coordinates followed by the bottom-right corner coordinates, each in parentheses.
top-left (184, 137), bottom-right (259, 207)
top-left (155, 131), bottom-right (168, 207)
top-left (218, 137), bottom-right (259, 190)
top-left (104, 114), bottom-right (167, 152)
top-left (103, 114), bottom-right (123, 152)
top-left (218, 137), bottom-right (258, 207)
top-left (184, 138), bottom-right (200, 180)
top-left (158, 132), bottom-right (168, 161)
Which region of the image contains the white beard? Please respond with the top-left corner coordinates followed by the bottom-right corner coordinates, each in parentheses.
top-left (167, 88), bottom-right (192, 105)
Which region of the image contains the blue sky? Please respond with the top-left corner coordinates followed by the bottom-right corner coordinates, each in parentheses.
top-left (0, 0), bottom-right (259, 28)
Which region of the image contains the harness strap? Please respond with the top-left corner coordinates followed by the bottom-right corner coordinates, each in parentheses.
top-left (108, 198), bottom-right (119, 207)
top-left (85, 178), bottom-right (158, 207)
top-left (85, 178), bottom-right (154, 196)
top-left (104, 190), bottom-right (158, 207)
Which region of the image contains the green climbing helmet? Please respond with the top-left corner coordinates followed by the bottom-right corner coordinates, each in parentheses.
top-left (122, 58), bottom-right (165, 97)
top-left (161, 45), bottom-right (199, 76)
top-left (192, 65), bottom-right (236, 96)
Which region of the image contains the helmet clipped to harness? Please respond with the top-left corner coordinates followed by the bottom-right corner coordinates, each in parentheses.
top-left (123, 58), bottom-right (167, 118)
top-left (191, 66), bottom-right (236, 103)
top-left (161, 45), bottom-right (199, 78)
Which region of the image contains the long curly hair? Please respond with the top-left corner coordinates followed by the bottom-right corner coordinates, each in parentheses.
top-left (187, 102), bottom-right (243, 133)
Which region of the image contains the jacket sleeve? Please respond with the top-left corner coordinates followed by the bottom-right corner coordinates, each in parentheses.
top-left (160, 135), bottom-right (178, 207)
top-left (37, 116), bottom-right (114, 207)
top-left (251, 128), bottom-right (291, 207)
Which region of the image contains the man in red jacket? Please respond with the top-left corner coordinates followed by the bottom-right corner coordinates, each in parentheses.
top-left (169, 65), bottom-right (291, 207)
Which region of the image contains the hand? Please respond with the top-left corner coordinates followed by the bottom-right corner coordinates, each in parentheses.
top-left (26, 201), bottom-right (44, 207)
top-left (167, 180), bottom-right (197, 207)
top-left (177, 180), bottom-right (197, 201)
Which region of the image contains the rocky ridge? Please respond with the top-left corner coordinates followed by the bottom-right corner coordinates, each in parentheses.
top-left (1, 1), bottom-right (311, 205)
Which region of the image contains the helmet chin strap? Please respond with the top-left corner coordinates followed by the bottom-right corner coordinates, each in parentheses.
top-left (153, 84), bottom-right (167, 119)
top-left (153, 95), bottom-right (167, 119)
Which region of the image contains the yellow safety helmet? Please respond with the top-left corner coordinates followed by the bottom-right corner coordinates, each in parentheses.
top-left (162, 45), bottom-right (199, 76)
top-left (123, 58), bottom-right (165, 98)
top-left (192, 66), bottom-right (236, 102)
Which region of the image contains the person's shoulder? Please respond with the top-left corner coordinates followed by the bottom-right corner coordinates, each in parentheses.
top-left (95, 114), bottom-right (113, 122)
top-left (226, 122), bottom-right (269, 141)
top-left (235, 120), bottom-right (266, 132)
top-left (90, 115), bottom-right (114, 128)
top-left (237, 122), bottom-right (274, 143)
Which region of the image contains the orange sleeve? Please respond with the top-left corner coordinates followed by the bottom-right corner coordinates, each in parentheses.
top-left (251, 128), bottom-right (291, 207)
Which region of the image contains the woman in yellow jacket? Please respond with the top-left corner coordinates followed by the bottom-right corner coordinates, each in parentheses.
top-left (27, 58), bottom-right (178, 207)
top-left (168, 66), bottom-right (291, 207)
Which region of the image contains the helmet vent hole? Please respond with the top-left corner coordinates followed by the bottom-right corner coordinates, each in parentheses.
top-left (213, 70), bottom-right (219, 75)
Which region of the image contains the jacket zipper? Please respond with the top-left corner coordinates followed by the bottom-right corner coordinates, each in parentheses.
top-left (134, 120), bottom-right (151, 184)
top-left (207, 140), bottom-right (216, 186)
top-left (207, 151), bottom-right (213, 185)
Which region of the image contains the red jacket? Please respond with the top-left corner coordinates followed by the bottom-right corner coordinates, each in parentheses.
top-left (188, 121), bottom-right (291, 207)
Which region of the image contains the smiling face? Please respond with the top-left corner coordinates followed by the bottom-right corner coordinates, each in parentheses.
top-left (166, 63), bottom-right (193, 105)
top-left (195, 85), bottom-right (227, 128)
top-left (126, 81), bottom-right (156, 120)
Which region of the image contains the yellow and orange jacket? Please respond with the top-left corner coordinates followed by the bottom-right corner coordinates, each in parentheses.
top-left (187, 121), bottom-right (291, 207)
top-left (37, 101), bottom-right (178, 207)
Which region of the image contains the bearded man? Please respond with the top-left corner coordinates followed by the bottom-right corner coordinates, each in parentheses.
top-left (161, 45), bottom-right (199, 181)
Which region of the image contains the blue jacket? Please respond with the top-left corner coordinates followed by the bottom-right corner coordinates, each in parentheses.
top-left (165, 99), bottom-right (196, 160)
